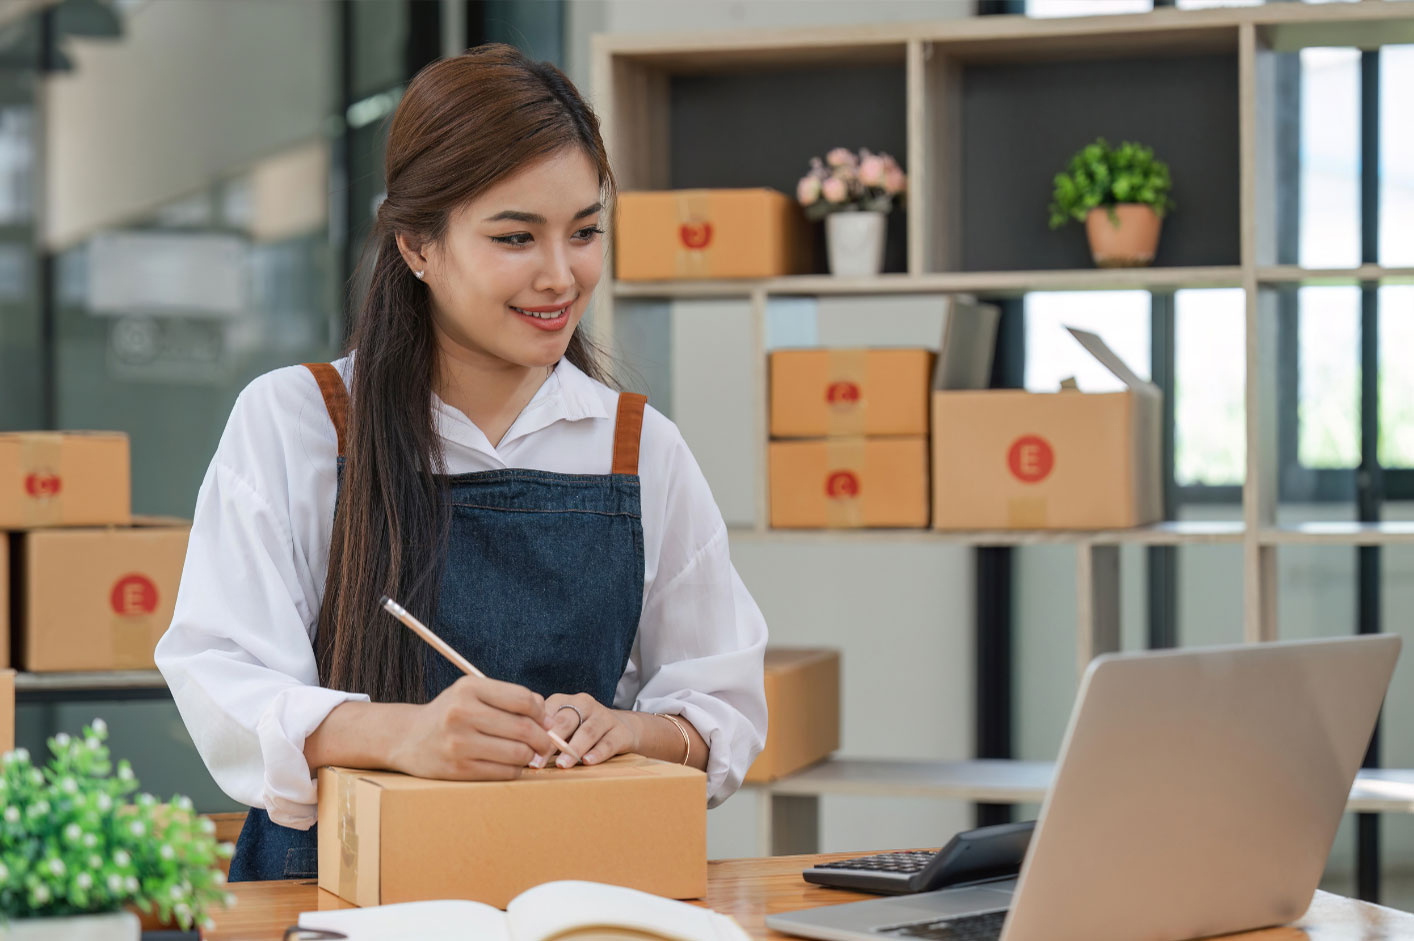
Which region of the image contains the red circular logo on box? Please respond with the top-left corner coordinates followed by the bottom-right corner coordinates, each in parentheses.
top-left (24, 472), bottom-right (61, 498)
top-left (110, 575), bottom-right (159, 617)
top-left (825, 381), bottom-right (861, 405)
top-left (679, 222), bottom-right (713, 250)
top-left (1007, 435), bottom-right (1055, 484)
top-left (825, 471), bottom-right (861, 499)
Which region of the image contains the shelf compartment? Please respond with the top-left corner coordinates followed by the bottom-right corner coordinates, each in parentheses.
top-left (951, 51), bottom-right (1240, 273)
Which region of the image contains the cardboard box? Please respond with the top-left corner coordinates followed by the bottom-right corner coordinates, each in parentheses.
top-left (933, 327), bottom-right (1162, 530)
top-left (770, 349), bottom-right (936, 438)
top-left (0, 670), bottom-right (13, 753)
top-left (769, 437), bottom-right (929, 529)
top-left (318, 755), bottom-right (706, 909)
top-left (14, 517), bottom-right (190, 671)
top-left (0, 534), bottom-right (7, 670)
top-left (0, 432), bottom-right (131, 529)
top-left (615, 189), bottom-right (812, 281)
top-left (745, 648), bottom-right (840, 784)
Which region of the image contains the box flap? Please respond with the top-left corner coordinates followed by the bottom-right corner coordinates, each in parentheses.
top-left (764, 648), bottom-right (840, 671)
top-left (1065, 326), bottom-right (1159, 393)
top-left (331, 754), bottom-right (700, 793)
top-left (934, 298), bottom-right (1001, 391)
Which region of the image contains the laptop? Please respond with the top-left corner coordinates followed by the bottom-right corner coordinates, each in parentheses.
top-left (767, 634), bottom-right (1400, 941)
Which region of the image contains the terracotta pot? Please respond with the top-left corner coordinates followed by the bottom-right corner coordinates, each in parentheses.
top-left (1084, 204), bottom-right (1162, 268)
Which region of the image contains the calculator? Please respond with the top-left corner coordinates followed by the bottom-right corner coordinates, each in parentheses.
top-left (802, 820), bottom-right (1035, 896)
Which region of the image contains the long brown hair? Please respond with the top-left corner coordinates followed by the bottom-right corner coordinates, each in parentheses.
top-left (317, 43), bottom-right (618, 703)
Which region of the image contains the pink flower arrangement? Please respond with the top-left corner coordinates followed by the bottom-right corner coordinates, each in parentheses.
top-left (797, 147), bottom-right (906, 221)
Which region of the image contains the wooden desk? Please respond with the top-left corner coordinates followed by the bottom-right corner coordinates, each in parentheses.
top-left (208, 851), bottom-right (1414, 940)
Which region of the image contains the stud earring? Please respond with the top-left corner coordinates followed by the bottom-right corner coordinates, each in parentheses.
top-left (413, 269), bottom-right (424, 280)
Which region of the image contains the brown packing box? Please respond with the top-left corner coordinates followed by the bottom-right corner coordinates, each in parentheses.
top-left (933, 327), bottom-right (1162, 530)
top-left (0, 432), bottom-right (131, 529)
top-left (0, 534), bottom-right (7, 670)
top-left (0, 670), bottom-right (12, 753)
top-left (769, 437), bottom-right (929, 529)
top-left (14, 517), bottom-right (190, 672)
top-left (318, 754), bottom-right (706, 909)
top-left (770, 349), bottom-right (936, 438)
top-left (615, 189), bottom-right (812, 281)
top-left (745, 648), bottom-right (840, 784)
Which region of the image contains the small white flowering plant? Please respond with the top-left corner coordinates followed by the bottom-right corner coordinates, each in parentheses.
top-left (796, 147), bottom-right (907, 221)
top-left (0, 720), bottom-right (234, 930)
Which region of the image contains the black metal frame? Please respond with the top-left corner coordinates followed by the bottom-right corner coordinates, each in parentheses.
top-left (974, 299), bottom-right (1025, 828)
top-left (1354, 47), bottom-right (1383, 905)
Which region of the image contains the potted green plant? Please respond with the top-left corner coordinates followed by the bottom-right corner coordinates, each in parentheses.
top-left (0, 720), bottom-right (233, 939)
top-left (1048, 138), bottom-right (1175, 268)
top-left (797, 147), bottom-right (907, 277)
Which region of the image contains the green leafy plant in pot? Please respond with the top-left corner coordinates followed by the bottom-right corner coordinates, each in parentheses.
top-left (0, 720), bottom-right (233, 939)
top-left (1049, 138), bottom-right (1175, 268)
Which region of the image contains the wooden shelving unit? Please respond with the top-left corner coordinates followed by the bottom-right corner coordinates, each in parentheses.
top-left (592, 0), bottom-right (1414, 856)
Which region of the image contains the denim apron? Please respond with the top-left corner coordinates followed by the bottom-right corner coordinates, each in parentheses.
top-left (228, 362), bottom-right (646, 881)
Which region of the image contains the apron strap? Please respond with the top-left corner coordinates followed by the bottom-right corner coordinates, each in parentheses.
top-left (301, 363), bottom-right (349, 458)
top-left (611, 392), bottom-right (647, 476)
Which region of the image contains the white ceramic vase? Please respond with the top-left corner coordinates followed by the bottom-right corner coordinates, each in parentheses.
top-left (825, 210), bottom-right (887, 277)
top-left (0, 910), bottom-right (140, 940)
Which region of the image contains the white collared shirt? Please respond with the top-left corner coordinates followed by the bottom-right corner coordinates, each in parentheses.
top-left (155, 357), bottom-right (768, 829)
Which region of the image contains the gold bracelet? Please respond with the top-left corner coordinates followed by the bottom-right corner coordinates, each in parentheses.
top-left (656, 712), bottom-right (692, 766)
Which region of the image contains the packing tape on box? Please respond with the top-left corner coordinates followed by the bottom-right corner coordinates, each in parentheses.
top-left (824, 350), bottom-right (869, 437)
top-left (18, 433), bottom-right (64, 527)
top-left (1007, 497), bottom-right (1048, 528)
top-left (111, 615), bottom-right (153, 669)
top-left (339, 773), bottom-right (359, 903)
top-left (824, 439), bottom-right (867, 528)
top-left (673, 192), bottom-right (713, 279)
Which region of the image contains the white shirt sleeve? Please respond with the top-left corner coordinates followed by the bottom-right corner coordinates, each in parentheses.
top-left (155, 369), bottom-right (367, 830)
top-left (619, 410), bottom-right (768, 808)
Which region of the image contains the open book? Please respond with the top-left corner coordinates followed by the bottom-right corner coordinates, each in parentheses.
top-left (298, 880), bottom-right (750, 941)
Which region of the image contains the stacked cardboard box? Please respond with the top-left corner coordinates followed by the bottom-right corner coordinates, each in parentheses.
top-left (0, 432), bottom-right (189, 672)
top-left (769, 349), bottom-right (934, 528)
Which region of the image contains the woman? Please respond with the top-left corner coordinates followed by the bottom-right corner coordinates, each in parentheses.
top-left (155, 43), bottom-right (768, 882)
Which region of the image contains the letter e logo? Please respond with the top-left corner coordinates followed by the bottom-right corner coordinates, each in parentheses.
top-left (1007, 435), bottom-right (1055, 484)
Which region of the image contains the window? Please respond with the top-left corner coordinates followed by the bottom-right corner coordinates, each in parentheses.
top-left (1298, 287), bottom-right (1361, 469)
top-left (1299, 48), bottom-right (1361, 269)
top-left (1023, 291), bottom-right (1150, 393)
top-left (1174, 289), bottom-right (1245, 486)
top-left (1028, 0), bottom-right (1151, 17)
top-left (1381, 47), bottom-right (1414, 267)
top-left (1381, 286), bottom-right (1414, 469)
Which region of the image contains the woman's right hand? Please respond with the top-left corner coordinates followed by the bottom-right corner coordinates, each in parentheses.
top-left (388, 675), bottom-right (559, 780)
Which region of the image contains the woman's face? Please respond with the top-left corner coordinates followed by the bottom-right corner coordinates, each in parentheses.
top-left (402, 147), bottom-right (605, 372)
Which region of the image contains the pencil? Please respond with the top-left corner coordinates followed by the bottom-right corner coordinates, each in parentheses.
top-left (379, 595), bottom-right (580, 763)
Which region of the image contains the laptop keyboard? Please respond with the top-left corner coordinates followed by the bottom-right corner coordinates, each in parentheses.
top-left (875, 908), bottom-right (1008, 940)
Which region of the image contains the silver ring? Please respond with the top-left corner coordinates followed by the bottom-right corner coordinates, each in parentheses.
top-left (556, 703), bottom-right (584, 730)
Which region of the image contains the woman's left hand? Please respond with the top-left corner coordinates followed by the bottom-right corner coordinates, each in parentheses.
top-left (538, 692), bottom-right (640, 769)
